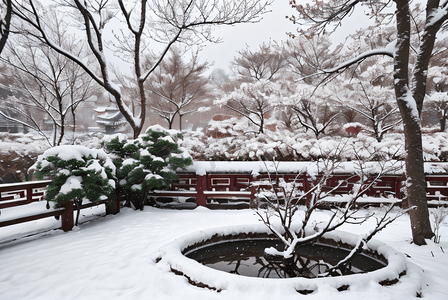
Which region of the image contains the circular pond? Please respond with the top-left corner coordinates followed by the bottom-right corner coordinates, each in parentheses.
top-left (184, 238), bottom-right (387, 279)
top-left (155, 225), bottom-right (413, 294)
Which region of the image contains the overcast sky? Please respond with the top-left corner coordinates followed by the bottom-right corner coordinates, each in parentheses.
top-left (200, 0), bottom-right (297, 72)
top-left (200, 0), bottom-right (374, 74)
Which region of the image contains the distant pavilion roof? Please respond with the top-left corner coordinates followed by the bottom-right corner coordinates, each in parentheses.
top-left (95, 106), bottom-right (126, 127)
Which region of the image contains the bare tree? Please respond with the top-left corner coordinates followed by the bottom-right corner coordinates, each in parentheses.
top-left (283, 34), bottom-right (343, 84)
top-left (289, 0), bottom-right (447, 244)
top-left (281, 82), bottom-right (339, 139)
top-left (214, 80), bottom-right (280, 134)
top-left (254, 156), bottom-right (407, 274)
top-left (11, 0), bottom-right (272, 139)
top-left (230, 40), bottom-right (287, 81)
top-left (293, 99), bottom-right (339, 139)
top-left (145, 47), bottom-right (210, 130)
top-left (426, 91), bottom-right (448, 131)
top-left (0, 10), bottom-right (97, 146)
top-left (336, 80), bottom-right (401, 142)
top-left (425, 65), bottom-right (448, 131)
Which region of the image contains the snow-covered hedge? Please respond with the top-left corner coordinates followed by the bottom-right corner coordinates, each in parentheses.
top-left (182, 126), bottom-right (448, 162)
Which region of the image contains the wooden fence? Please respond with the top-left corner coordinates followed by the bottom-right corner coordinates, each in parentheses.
top-left (147, 172), bottom-right (410, 209)
top-left (149, 171), bottom-right (448, 209)
top-left (0, 180), bottom-right (120, 231)
top-left (2, 169), bottom-right (448, 232)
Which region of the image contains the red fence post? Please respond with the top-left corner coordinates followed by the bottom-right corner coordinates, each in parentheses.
top-left (61, 201), bottom-right (74, 232)
top-left (196, 175), bottom-right (207, 207)
top-left (303, 173), bottom-right (312, 206)
top-left (394, 176), bottom-right (402, 199)
top-left (26, 186), bottom-right (33, 203)
top-left (249, 184), bottom-right (256, 208)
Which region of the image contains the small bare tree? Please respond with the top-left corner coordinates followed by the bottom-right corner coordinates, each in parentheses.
top-left (253, 151), bottom-right (407, 276)
top-left (283, 83), bottom-right (339, 139)
top-left (292, 99), bottom-right (338, 139)
top-left (426, 92), bottom-right (448, 131)
top-left (230, 40), bottom-right (287, 81)
top-left (214, 79), bottom-right (280, 134)
top-left (145, 47), bottom-right (210, 130)
top-left (335, 80), bottom-right (401, 142)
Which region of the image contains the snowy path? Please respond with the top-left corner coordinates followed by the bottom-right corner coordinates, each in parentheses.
top-left (0, 207), bottom-right (447, 300)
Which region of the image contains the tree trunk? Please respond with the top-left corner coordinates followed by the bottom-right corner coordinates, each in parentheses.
top-left (75, 198), bottom-right (81, 226)
top-left (402, 115), bottom-right (434, 244)
top-left (394, 0), bottom-right (434, 245)
top-left (179, 114), bottom-right (183, 131)
top-left (71, 107), bottom-right (76, 144)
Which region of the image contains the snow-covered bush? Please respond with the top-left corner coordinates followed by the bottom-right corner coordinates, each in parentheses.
top-left (182, 126), bottom-right (407, 162)
top-left (102, 125), bottom-right (193, 209)
top-left (29, 145), bottom-right (116, 225)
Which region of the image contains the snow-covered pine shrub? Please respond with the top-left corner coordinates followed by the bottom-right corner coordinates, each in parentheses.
top-left (102, 125), bottom-right (193, 210)
top-left (29, 145), bottom-right (116, 226)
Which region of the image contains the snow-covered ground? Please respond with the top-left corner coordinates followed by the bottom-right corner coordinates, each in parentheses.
top-left (1, 129), bottom-right (448, 299)
top-left (0, 205), bottom-right (447, 300)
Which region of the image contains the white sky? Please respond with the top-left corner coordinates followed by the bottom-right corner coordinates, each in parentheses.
top-left (200, 0), bottom-right (297, 72)
top-left (199, 0), bottom-right (376, 73)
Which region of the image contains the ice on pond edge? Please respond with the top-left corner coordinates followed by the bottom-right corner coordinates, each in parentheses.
top-left (152, 224), bottom-right (423, 296)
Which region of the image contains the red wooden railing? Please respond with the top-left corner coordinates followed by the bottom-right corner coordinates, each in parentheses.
top-left (1, 170), bottom-right (447, 233)
top-left (0, 180), bottom-right (51, 209)
top-left (147, 172), bottom-right (409, 208)
top-left (150, 172), bottom-right (447, 208)
top-left (0, 180), bottom-right (120, 231)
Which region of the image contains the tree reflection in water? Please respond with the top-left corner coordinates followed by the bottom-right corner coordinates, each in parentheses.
top-left (186, 239), bottom-right (384, 279)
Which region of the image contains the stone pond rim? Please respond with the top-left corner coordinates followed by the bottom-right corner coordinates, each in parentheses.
top-left (154, 225), bottom-right (414, 294)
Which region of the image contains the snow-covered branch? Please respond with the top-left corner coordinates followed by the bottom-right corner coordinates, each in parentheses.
top-left (322, 40), bottom-right (395, 74)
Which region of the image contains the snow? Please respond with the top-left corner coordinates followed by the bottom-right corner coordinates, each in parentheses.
top-left (186, 161), bottom-right (309, 176)
top-left (184, 160), bottom-right (448, 177)
top-left (427, 7), bottom-right (448, 27)
top-left (59, 175), bottom-right (82, 194)
top-left (30, 145), bottom-right (116, 173)
top-left (0, 206), bottom-right (447, 300)
top-left (404, 89), bottom-right (421, 123)
top-left (122, 158), bottom-right (138, 166)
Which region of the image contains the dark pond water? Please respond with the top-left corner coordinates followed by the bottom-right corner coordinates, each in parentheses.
top-left (185, 239), bottom-right (387, 279)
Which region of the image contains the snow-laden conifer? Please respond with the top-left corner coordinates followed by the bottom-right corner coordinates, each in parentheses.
top-left (102, 125), bottom-right (193, 209)
top-left (29, 145), bottom-right (116, 225)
